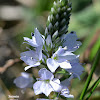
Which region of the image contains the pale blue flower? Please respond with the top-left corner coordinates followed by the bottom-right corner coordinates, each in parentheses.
top-left (61, 31), bottom-right (82, 51)
top-left (23, 28), bottom-right (44, 47)
top-left (14, 72), bottom-right (33, 89)
top-left (59, 75), bottom-right (74, 98)
top-left (66, 57), bottom-right (84, 80)
top-left (47, 46), bottom-right (77, 72)
top-left (20, 48), bottom-right (42, 71)
top-left (33, 68), bottom-right (62, 96)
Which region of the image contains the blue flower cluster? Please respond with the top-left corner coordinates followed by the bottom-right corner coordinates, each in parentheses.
top-left (14, 28), bottom-right (84, 99)
top-left (14, 0), bottom-right (84, 99)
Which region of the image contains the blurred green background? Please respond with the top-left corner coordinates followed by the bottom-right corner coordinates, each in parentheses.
top-left (0, 0), bottom-right (100, 100)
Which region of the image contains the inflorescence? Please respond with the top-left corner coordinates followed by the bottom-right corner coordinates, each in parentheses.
top-left (14, 0), bottom-right (84, 99)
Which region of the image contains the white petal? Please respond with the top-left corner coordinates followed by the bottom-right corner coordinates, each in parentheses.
top-left (33, 81), bottom-right (53, 96)
top-left (24, 62), bottom-right (40, 71)
top-left (23, 28), bottom-right (44, 47)
top-left (34, 28), bottom-right (44, 46)
top-left (32, 36), bottom-right (37, 46)
top-left (53, 78), bottom-right (60, 84)
top-left (23, 37), bottom-right (38, 47)
top-left (59, 61), bottom-right (72, 69)
top-left (61, 88), bottom-right (74, 98)
top-left (61, 93), bottom-right (74, 98)
top-left (33, 81), bottom-right (43, 95)
top-left (41, 82), bottom-right (53, 96)
top-left (38, 68), bottom-right (54, 80)
top-left (50, 80), bottom-right (62, 92)
top-left (47, 58), bottom-right (59, 73)
top-left (24, 66), bottom-right (33, 71)
top-left (60, 51), bottom-right (74, 56)
top-left (53, 46), bottom-right (63, 56)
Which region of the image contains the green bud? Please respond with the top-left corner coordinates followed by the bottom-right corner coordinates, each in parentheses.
top-left (46, 0), bottom-right (72, 37)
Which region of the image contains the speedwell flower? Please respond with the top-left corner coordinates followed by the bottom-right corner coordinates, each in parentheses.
top-left (23, 28), bottom-right (44, 47)
top-left (61, 31), bottom-right (82, 51)
top-left (66, 57), bottom-right (84, 80)
top-left (14, 72), bottom-right (33, 89)
top-left (20, 48), bottom-right (42, 71)
top-left (33, 68), bottom-right (62, 96)
top-left (47, 46), bottom-right (77, 73)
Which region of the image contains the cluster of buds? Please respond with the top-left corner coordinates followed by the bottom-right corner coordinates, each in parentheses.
top-left (14, 0), bottom-right (84, 99)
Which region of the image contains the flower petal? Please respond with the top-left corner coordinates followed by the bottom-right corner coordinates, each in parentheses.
top-left (66, 58), bottom-right (84, 80)
top-left (33, 81), bottom-right (53, 96)
top-left (33, 81), bottom-right (43, 95)
top-left (61, 75), bottom-right (74, 88)
top-left (14, 76), bottom-right (33, 88)
top-left (50, 80), bottom-right (62, 92)
top-left (34, 28), bottom-right (44, 46)
top-left (36, 46), bottom-right (43, 61)
top-left (20, 50), bottom-right (38, 59)
top-left (61, 88), bottom-right (74, 98)
top-left (59, 61), bottom-right (72, 69)
top-left (61, 93), bottom-right (74, 98)
top-left (62, 32), bottom-right (82, 51)
top-left (47, 58), bottom-right (59, 73)
top-left (41, 82), bottom-right (53, 96)
top-left (53, 46), bottom-right (66, 57)
top-left (38, 68), bottom-right (54, 80)
top-left (24, 62), bottom-right (40, 71)
top-left (23, 28), bottom-right (44, 47)
top-left (20, 50), bottom-right (38, 66)
top-left (23, 37), bottom-right (38, 47)
top-left (58, 52), bottom-right (76, 61)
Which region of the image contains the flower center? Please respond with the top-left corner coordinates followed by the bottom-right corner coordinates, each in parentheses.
top-left (53, 54), bottom-right (58, 60)
top-left (45, 79), bottom-right (50, 83)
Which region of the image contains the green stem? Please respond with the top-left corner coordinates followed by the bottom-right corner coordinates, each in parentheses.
top-left (80, 47), bottom-right (100, 100)
top-left (86, 77), bottom-right (100, 93)
top-left (85, 77), bottom-right (100, 100)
